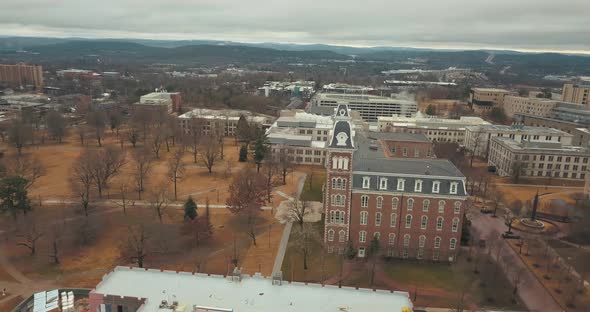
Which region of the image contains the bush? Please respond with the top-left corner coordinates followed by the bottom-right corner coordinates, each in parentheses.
top-left (239, 144), bottom-right (248, 162)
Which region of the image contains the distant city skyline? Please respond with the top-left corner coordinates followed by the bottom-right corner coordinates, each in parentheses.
top-left (2, 0), bottom-right (589, 54)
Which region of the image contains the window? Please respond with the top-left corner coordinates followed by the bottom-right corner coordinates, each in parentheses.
top-left (374, 232), bottom-right (380, 240)
top-left (390, 213), bottom-right (397, 227)
top-left (403, 147), bottom-right (408, 157)
top-left (328, 230), bottom-right (334, 241)
top-left (376, 196), bottom-right (383, 209)
top-left (414, 179), bottom-right (423, 192)
top-left (360, 211), bottom-right (368, 225)
top-left (436, 217), bottom-right (444, 230)
top-left (423, 199), bottom-right (430, 212)
top-left (375, 212), bottom-right (382, 226)
top-left (450, 238), bottom-right (457, 250)
top-left (434, 236), bottom-right (441, 248)
top-left (388, 233), bottom-right (396, 246)
top-left (452, 217), bottom-right (460, 232)
top-left (336, 230), bottom-right (345, 243)
top-left (392, 198), bottom-right (399, 209)
top-left (454, 201), bottom-right (461, 214)
top-left (403, 234), bottom-right (411, 247)
top-left (359, 231), bottom-right (367, 243)
top-left (432, 181), bottom-right (440, 193)
top-left (438, 200), bottom-right (445, 213)
top-left (414, 149), bottom-right (420, 158)
top-left (407, 198), bottom-right (414, 210)
top-left (419, 235), bottom-right (426, 248)
top-left (433, 250), bottom-right (440, 261)
top-left (379, 178), bottom-right (388, 190)
top-left (361, 195), bottom-right (369, 208)
top-left (450, 182), bottom-right (458, 194)
top-left (397, 179), bottom-right (405, 191)
top-left (362, 176), bottom-right (370, 189)
top-left (332, 195), bottom-right (345, 206)
top-left (421, 215), bottom-right (428, 229)
top-left (405, 214), bottom-right (412, 228)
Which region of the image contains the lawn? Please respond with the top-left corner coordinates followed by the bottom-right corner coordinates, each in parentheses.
top-left (299, 168), bottom-right (325, 202)
top-left (547, 239), bottom-right (590, 278)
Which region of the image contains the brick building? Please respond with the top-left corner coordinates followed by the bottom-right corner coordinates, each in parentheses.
top-left (0, 63), bottom-right (43, 90)
top-left (323, 104), bottom-right (468, 262)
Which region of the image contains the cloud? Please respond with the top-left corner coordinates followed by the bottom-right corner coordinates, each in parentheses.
top-left (1, 0), bottom-right (589, 52)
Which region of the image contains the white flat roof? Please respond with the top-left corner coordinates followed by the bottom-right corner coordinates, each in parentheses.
top-left (93, 267), bottom-right (413, 312)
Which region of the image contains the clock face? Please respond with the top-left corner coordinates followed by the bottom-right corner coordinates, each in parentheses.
top-left (339, 108), bottom-right (346, 116)
top-left (336, 132), bottom-right (349, 146)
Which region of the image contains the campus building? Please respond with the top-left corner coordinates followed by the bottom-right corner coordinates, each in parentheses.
top-left (503, 95), bottom-right (557, 118)
top-left (515, 102), bottom-right (590, 135)
top-left (562, 83), bottom-right (590, 106)
top-left (468, 88), bottom-right (511, 114)
top-left (136, 91), bottom-right (182, 113)
top-left (464, 124), bottom-right (573, 158)
top-left (310, 92), bottom-right (418, 121)
top-left (0, 63), bottom-right (43, 90)
top-left (89, 266), bottom-right (413, 312)
top-left (323, 105), bottom-right (467, 262)
top-left (377, 113), bottom-right (490, 145)
top-left (488, 137), bottom-right (590, 180)
top-left (178, 108), bottom-right (272, 137)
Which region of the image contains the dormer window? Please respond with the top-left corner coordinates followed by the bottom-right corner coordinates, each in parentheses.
top-left (397, 179), bottom-right (405, 191)
top-left (362, 177), bottom-right (370, 189)
top-left (414, 179), bottom-right (423, 192)
top-left (432, 181), bottom-right (440, 193)
top-left (379, 178), bottom-right (388, 190)
top-left (450, 182), bottom-right (458, 194)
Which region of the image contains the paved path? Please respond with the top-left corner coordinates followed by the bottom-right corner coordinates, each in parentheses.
top-left (470, 211), bottom-right (563, 312)
top-left (271, 173), bottom-right (307, 276)
top-left (494, 183), bottom-right (583, 189)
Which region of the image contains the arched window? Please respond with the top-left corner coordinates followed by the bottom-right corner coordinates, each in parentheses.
top-left (390, 213), bottom-right (397, 227)
top-left (421, 215), bottom-right (428, 230)
top-left (360, 211), bottom-right (368, 225)
top-left (327, 229), bottom-right (334, 241)
top-left (335, 178), bottom-right (341, 189)
top-left (450, 238), bottom-right (457, 250)
top-left (419, 235), bottom-right (426, 248)
top-left (403, 234), bottom-right (411, 247)
top-left (422, 199), bottom-right (430, 212)
top-left (436, 217), bottom-right (444, 230)
top-left (405, 214), bottom-right (412, 228)
top-left (374, 232), bottom-right (380, 240)
top-left (359, 231), bottom-right (367, 243)
top-left (375, 212), bottom-right (382, 226)
top-left (392, 197), bottom-right (399, 209)
top-left (388, 233), bottom-right (396, 246)
top-left (454, 201), bottom-right (462, 214)
top-left (331, 178), bottom-right (337, 189)
top-left (452, 217), bottom-right (460, 232)
top-left (376, 196), bottom-right (383, 209)
top-left (438, 200), bottom-right (446, 213)
top-left (342, 179), bottom-right (347, 190)
top-left (434, 236), bottom-right (441, 248)
top-left (337, 211), bottom-right (345, 224)
top-left (339, 230), bottom-right (346, 242)
top-left (407, 198), bottom-right (414, 210)
top-left (361, 195), bottom-right (369, 208)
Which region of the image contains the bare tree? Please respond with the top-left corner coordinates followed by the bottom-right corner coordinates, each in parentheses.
top-left (226, 170), bottom-right (266, 245)
top-left (150, 129), bottom-right (164, 158)
top-left (127, 126), bottom-right (139, 148)
top-left (467, 127), bottom-right (486, 166)
top-left (200, 135), bottom-right (220, 174)
top-left (148, 187), bottom-right (169, 223)
top-left (292, 222), bottom-right (319, 270)
top-left (276, 148), bottom-right (293, 185)
top-left (89, 145), bottom-right (127, 197)
top-left (262, 156), bottom-right (277, 203)
top-left (76, 125), bottom-right (87, 146)
top-left (16, 215), bottom-right (43, 256)
top-left (8, 118), bottom-right (33, 155)
top-left (287, 197), bottom-right (311, 229)
top-left (46, 110), bottom-right (68, 143)
top-left (70, 151), bottom-right (94, 216)
top-left (115, 179), bottom-right (133, 216)
top-left (167, 149), bottom-right (186, 200)
top-left (122, 222), bottom-right (149, 268)
top-left (185, 117), bottom-right (204, 163)
top-left (507, 200), bottom-right (523, 233)
top-left (3, 155), bottom-right (45, 190)
top-left (132, 147), bottom-right (154, 200)
top-left (86, 110), bottom-right (107, 147)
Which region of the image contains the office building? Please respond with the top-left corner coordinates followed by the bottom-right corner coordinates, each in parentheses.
top-left (562, 83), bottom-right (590, 106)
top-left (311, 92), bottom-right (417, 121)
top-left (503, 95), bottom-right (557, 118)
top-left (377, 113), bottom-right (490, 145)
top-left (468, 88), bottom-right (511, 114)
top-left (136, 91), bottom-right (182, 113)
top-left (324, 105), bottom-right (467, 262)
top-left (89, 266), bottom-right (413, 312)
top-left (178, 108), bottom-right (272, 137)
top-left (0, 63), bottom-right (43, 90)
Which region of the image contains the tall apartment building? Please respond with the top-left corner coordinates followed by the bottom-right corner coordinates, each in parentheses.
top-left (324, 105), bottom-right (467, 261)
top-left (377, 113), bottom-right (490, 145)
top-left (0, 63), bottom-right (43, 90)
top-left (468, 88), bottom-right (511, 114)
top-left (464, 124), bottom-right (573, 158)
top-left (310, 92), bottom-right (417, 121)
top-left (503, 95), bottom-right (557, 118)
top-left (562, 83), bottom-right (590, 106)
top-left (178, 108), bottom-right (272, 137)
top-left (488, 137), bottom-right (590, 180)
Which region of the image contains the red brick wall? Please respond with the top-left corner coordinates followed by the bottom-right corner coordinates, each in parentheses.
top-left (381, 140), bottom-right (433, 159)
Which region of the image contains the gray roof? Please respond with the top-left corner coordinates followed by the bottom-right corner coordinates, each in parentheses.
top-left (352, 174), bottom-right (466, 196)
top-left (329, 120), bottom-right (354, 149)
top-left (367, 131), bottom-right (430, 142)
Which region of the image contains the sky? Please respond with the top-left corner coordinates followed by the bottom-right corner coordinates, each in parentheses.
top-left (1, 0), bottom-right (589, 53)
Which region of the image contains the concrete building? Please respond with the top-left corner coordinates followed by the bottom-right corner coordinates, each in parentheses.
top-left (572, 128), bottom-right (590, 147)
top-left (503, 95), bottom-right (557, 118)
top-left (258, 80), bottom-right (315, 98)
top-left (324, 104), bottom-right (467, 262)
top-left (0, 93), bottom-right (49, 112)
top-left (311, 92), bottom-right (417, 121)
top-left (562, 83), bottom-right (590, 106)
top-left (464, 124), bottom-right (573, 158)
top-left (57, 69), bottom-right (98, 80)
top-left (178, 108), bottom-right (272, 137)
top-left (488, 137), bottom-right (590, 180)
top-left (89, 266), bottom-right (413, 312)
top-left (377, 113), bottom-right (490, 145)
top-left (551, 102), bottom-right (590, 125)
top-left (468, 88), bottom-right (511, 114)
top-left (0, 63), bottom-right (43, 90)
top-left (136, 91), bottom-right (182, 113)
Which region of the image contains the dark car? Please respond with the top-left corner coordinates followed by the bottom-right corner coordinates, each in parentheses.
top-left (487, 165), bottom-right (497, 173)
top-left (480, 208), bottom-right (493, 214)
top-left (502, 232), bottom-right (521, 239)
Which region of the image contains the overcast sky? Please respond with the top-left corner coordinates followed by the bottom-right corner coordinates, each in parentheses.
top-left (1, 0), bottom-right (589, 53)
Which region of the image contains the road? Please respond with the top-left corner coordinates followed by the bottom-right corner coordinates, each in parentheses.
top-left (485, 53), bottom-right (495, 65)
top-left (470, 211), bottom-right (563, 312)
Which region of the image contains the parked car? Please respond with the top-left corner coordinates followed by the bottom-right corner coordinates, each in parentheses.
top-left (480, 207), bottom-right (493, 214)
top-left (502, 232), bottom-right (521, 239)
top-left (478, 239), bottom-right (486, 248)
top-left (487, 165), bottom-right (497, 173)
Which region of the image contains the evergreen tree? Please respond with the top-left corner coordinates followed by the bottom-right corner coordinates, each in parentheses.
top-left (253, 129), bottom-right (269, 172)
top-left (184, 196), bottom-right (198, 220)
top-left (425, 104), bottom-right (436, 116)
top-left (0, 176), bottom-right (32, 219)
top-left (239, 144), bottom-right (248, 162)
